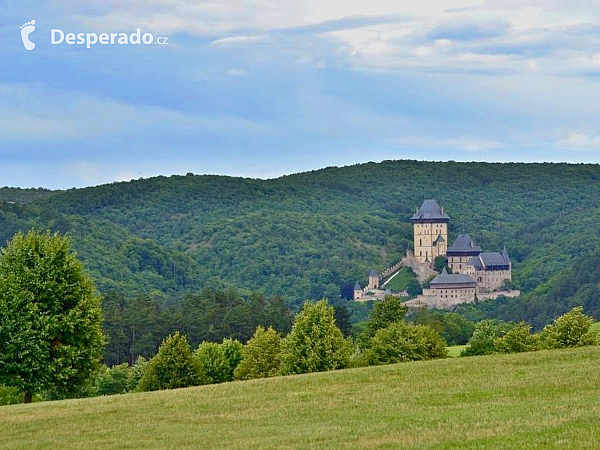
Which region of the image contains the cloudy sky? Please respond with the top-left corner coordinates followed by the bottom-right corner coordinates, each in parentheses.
top-left (2, 0), bottom-right (600, 188)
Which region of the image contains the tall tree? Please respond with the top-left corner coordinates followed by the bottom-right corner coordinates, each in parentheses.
top-left (0, 231), bottom-right (105, 402)
top-left (279, 300), bottom-right (352, 375)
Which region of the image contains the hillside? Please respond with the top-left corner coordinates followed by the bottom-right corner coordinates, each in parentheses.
top-left (2, 346), bottom-right (600, 449)
top-left (1, 160), bottom-right (600, 312)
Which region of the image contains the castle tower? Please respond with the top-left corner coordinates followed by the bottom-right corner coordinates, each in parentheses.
top-left (368, 269), bottom-right (379, 289)
top-left (353, 282), bottom-right (363, 300)
top-left (411, 199), bottom-right (450, 264)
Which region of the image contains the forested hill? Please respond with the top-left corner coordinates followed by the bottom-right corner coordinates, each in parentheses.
top-left (1, 160), bottom-right (600, 310)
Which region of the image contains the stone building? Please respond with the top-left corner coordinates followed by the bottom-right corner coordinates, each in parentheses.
top-left (447, 232), bottom-right (512, 293)
top-left (411, 199), bottom-right (449, 264)
top-left (419, 268), bottom-right (477, 308)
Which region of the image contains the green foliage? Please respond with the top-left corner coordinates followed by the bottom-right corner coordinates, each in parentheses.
top-left (280, 300), bottom-right (352, 375)
top-left (360, 296), bottom-right (408, 347)
top-left (195, 342), bottom-right (231, 384)
top-left (461, 319), bottom-right (515, 356)
top-left (137, 332), bottom-right (204, 391)
top-left (0, 385), bottom-right (24, 406)
top-left (433, 256), bottom-right (450, 274)
top-left (234, 326), bottom-right (282, 380)
top-left (541, 307), bottom-right (598, 349)
top-left (102, 289), bottom-right (292, 366)
top-left (95, 363), bottom-right (132, 396)
top-left (0, 230), bottom-right (105, 402)
top-left (366, 322), bottom-right (448, 365)
top-left (406, 279), bottom-right (422, 297)
top-left (494, 323), bottom-right (541, 354)
top-left (222, 339), bottom-right (243, 379)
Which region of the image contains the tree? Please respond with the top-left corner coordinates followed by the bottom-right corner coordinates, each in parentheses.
top-left (541, 307), bottom-right (598, 349)
top-left (137, 332), bottom-right (204, 391)
top-left (461, 319), bottom-right (515, 356)
top-left (359, 296), bottom-right (408, 348)
top-left (0, 231), bottom-right (105, 402)
top-left (234, 326), bottom-right (282, 380)
top-left (279, 300), bottom-right (352, 375)
top-left (433, 256), bottom-right (450, 274)
top-left (494, 322), bottom-right (541, 353)
top-left (366, 321), bottom-right (448, 365)
top-left (195, 341), bottom-right (231, 384)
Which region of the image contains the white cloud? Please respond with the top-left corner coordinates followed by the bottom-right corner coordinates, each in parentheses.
top-left (557, 130), bottom-right (600, 151)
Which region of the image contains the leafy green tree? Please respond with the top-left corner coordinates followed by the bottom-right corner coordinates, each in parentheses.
top-left (333, 305), bottom-right (352, 337)
top-left (541, 307), bottom-right (598, 349)
top-left (95, 363), bottom-right (132, 396)
top-left (137, 332), bottom-right (204, 391)
top-left (433, 256), bottom-right (450, 274)
top-left (0, 231), bottom-right (105, 403)
top-left (494, 322), bottom-right (541, 353)
top-left (359, 296), bottom-right (408, 348)
top-left (221, 338), bottom-right (243, 380)
top-left (234, 326), bottom-right (282, 380)
top-left (461, 319), bottom-right (515, 356)
top-left (440, 313), bottom-right (475, 346)
top-left (406, 279), bottom-right (423, 297)
top-left (366, 322), bottom-right (448, 365)
top-left (280, 300), bottom-right (352, 375)
top-left (195, 341), bottom-right (231, 384)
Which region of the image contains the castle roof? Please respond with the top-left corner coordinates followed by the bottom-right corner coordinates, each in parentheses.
top-left (433, 234), bottom-right (445, 244)
top-left (447, 233), bottom-right (482, 255)
top-left (369, 269), bottom-right (378, 277)
top-left (467, 251), bottom-right (510, 270)
top-left (430, 268), bottom-right (476, 287)
top-left (411, 199), bottom-right (450, 223)
top-left (354, 282), bottom-right (362, 290)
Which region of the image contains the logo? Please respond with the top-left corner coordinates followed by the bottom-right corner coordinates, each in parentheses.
top-left (20, 20), bottom-right (36, 50)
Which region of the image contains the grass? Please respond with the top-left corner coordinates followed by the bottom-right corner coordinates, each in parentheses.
top-left (446, 344), bottom-right (467, 357)
top-left (590, 322), bottom-right (600, 332)
top-left (2, 347), bottom-right (600, 449)
top-left (383, 267), bottom-right (416, 291)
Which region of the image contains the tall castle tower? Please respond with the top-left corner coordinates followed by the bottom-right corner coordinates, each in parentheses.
top-left (411, 199), bottom-right (449, 264)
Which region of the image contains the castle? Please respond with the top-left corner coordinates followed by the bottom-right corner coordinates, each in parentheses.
top-left (354, 199), bottom-right (519, 308)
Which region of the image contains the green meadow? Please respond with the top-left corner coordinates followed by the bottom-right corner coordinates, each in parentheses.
top-left (2, 346), bottom-right (600, 449)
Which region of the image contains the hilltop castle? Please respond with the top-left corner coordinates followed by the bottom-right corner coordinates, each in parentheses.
top-left (354, 199), bottom-right (519, 308)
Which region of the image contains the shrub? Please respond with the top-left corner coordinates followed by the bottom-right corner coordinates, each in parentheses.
top-left (137, 332), bottom-right (204, 391)
top-left (461, 319), bottom-right (515, 356)
top-left (234, 326), bottom-right (282, 380)
top-left (195, 342), bottom-right (231, 384)
top-left (541, 307), bottom-right (598, 349)
top-left (96, 363), bottom-right (132, 395)
top-left (494, 323), bottom-right (541, 354)
top-left (366, 322), bottom-right (447, 365)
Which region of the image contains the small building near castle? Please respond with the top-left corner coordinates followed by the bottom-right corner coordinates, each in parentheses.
top-left (418, 268), bottom-right (477, 308)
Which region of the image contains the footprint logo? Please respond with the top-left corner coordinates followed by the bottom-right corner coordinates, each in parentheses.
top-left (20, 20), bottom-right (36, 50)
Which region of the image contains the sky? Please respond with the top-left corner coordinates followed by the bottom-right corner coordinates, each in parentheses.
top-left (2, 0), bottom-right (600, 188)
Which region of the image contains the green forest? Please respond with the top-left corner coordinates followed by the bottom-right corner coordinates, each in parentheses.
top-left (2, 160), bottom-right (600, 357)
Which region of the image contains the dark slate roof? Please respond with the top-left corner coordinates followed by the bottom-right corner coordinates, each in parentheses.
top-left (369, 269), bottom-right (378, 277)
top-left (411, 199), bottom-right (450, 221)
top-left (430, 268), bottom-right (476, 286)
top-left (480, 252), bottom-right (509, 266)
top-left (467, 256), bottom-right (483, 270)
top-left (468, 251), bottom-right (511, 270)
top-left (447, 233), bottom-right (482, 254)
top-left (433, 234), bottom-right (445, 244)
top-left (354, 282), bottom-right (362, 290)
top-left (502, 247), bottom-right (510, 263)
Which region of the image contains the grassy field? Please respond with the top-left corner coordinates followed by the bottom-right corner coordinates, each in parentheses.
top-left (446, 344), bottom-right (467, 357)
top-left (2, 347), bottom-right (600, 449)
top-left (383, 267), bottom-right (416, 291)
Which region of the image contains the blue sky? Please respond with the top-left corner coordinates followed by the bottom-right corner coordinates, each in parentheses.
top-left (2, 0), bottom-right (600, 188)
